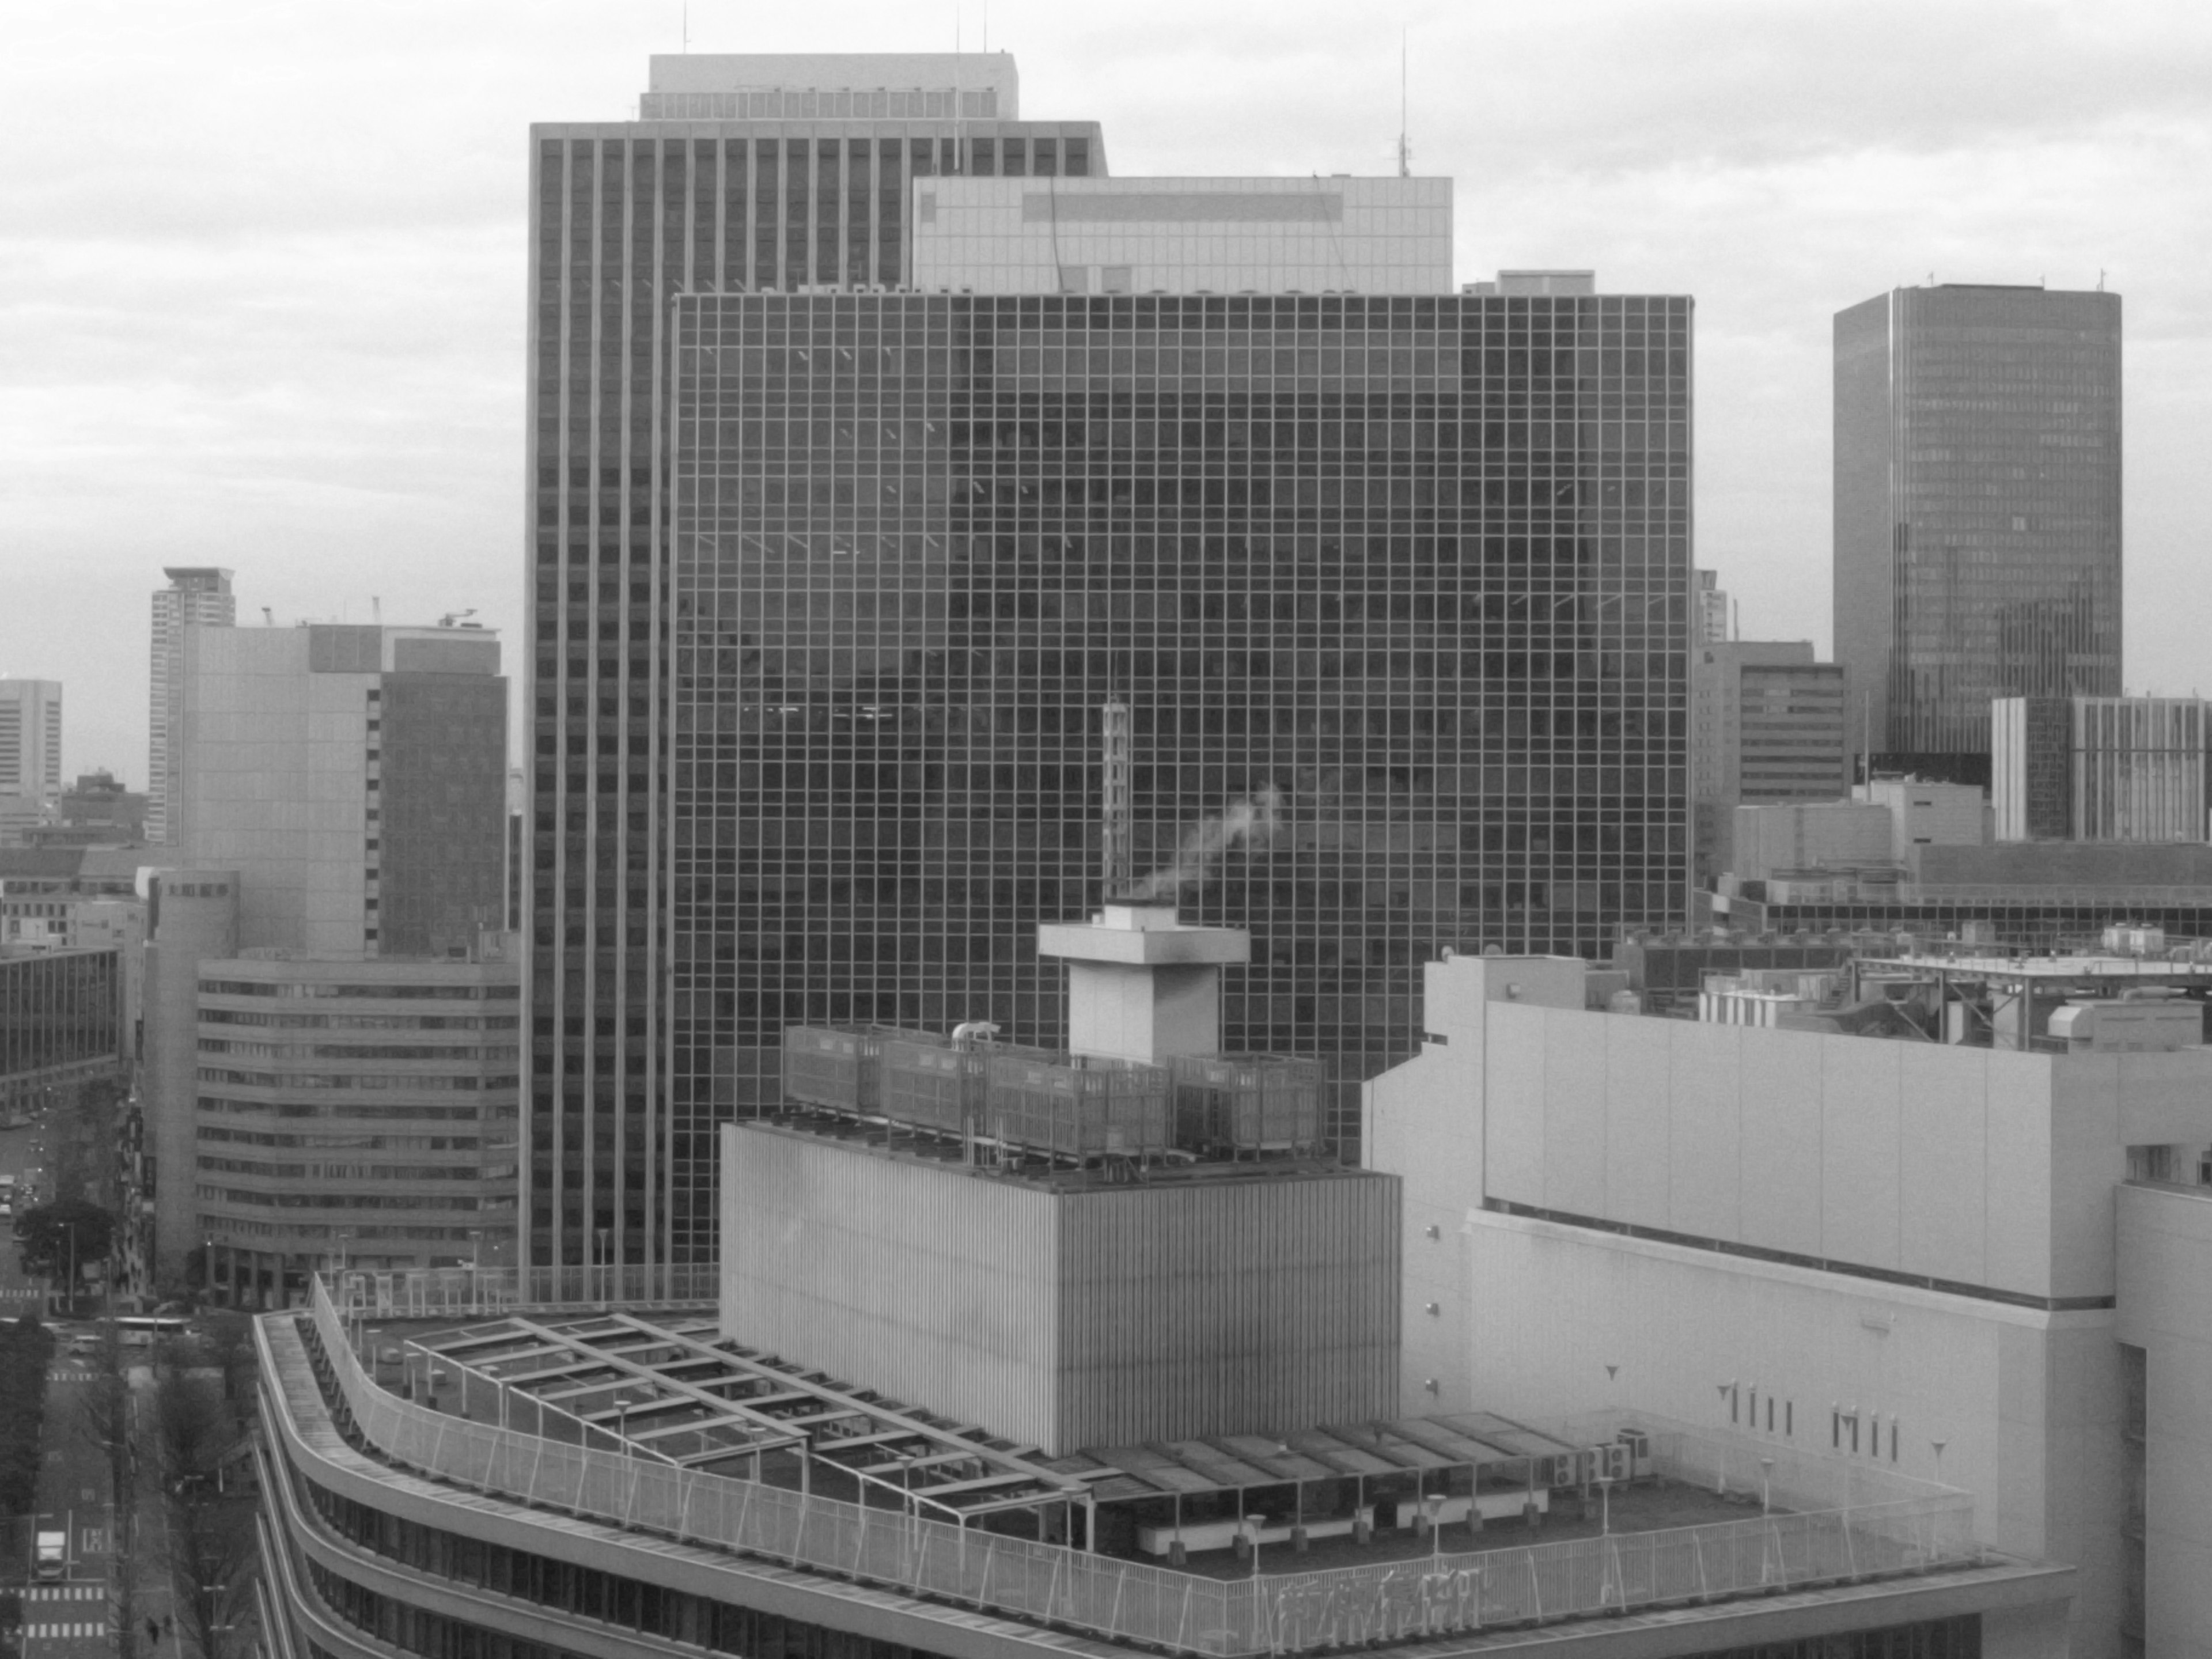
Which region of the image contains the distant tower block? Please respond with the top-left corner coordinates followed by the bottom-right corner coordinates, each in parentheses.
top-left (1037, 899), bottom-right (1249, 1065)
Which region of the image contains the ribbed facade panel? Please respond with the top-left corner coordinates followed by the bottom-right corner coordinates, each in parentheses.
top-left (1054, 1172), bottom-right (1399, 1448)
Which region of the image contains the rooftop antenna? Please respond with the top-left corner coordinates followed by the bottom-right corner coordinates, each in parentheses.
top-left (682, 1), bottom-right (688, 51)
top-left (1397, 30), bottom-right (1411, 178)
top-left (1100, 696), bottom-right (1132, 899)
top-left (372, 596), bottom-right (381, 624)
top-left (260, 607), bottom-right (274, 627)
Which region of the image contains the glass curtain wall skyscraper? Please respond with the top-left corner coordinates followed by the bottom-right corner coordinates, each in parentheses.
top-left (668, 287), bottom-right (1693, 1244)
top-left (525, 55), bottom-right (1106, 1271)
top-left (1834, 284), bottom-right (2122, 782)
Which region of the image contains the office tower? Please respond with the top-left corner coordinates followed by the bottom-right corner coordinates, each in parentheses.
top-left (1691, 567), bottom-right (1728, 644)
top-left (1834, 284), bottom-right (2122, 782)
top-left (525, 54), bottom-right (1108, 1272)
top-left (149, 565), bottom-right (235, 843)
top-left (175, 621), bottom-right (506, 956)
top-left (662, 268), bottom-right (1693, 1260)
top-left (1688, 641), bottom-right (1848, 887)
top-left (0, 679), bottom-right (63, 798)
top-left (1994, 694), bottom-right (2209, 843)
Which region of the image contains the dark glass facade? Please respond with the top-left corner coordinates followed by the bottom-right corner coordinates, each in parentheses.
top-left (1834, 285), bottom-right (2122, 776)
top-left (0, 946), bottom-right (121, 1108)
top-left (667, 289), bottom-right (1693, 1246)
top-left (524, 113), bottom-right (1107, 1270)
top-left (380, 672), bottom-right (509, 957)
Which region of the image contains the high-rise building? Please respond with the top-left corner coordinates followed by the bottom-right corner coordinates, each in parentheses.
top-left (1994, 694), bottom-right (2208, 843)
top-left (660, 275), bottom-right (1694, 1262)
top-left (149, 566), bottom-right (235, 844)
top-left (1834, 284), bottom-right (2122, 782)
top-left (174, 622), bottom-right (507, 957)
top-left (0, 679), bottom-right (63, 804)
top-left (1691, 567), bottom-right (1728, 644)
top-left (1689, 641), bottom-right (1849, 887)
top-left (526, 55), bottom-right (1111, 1274)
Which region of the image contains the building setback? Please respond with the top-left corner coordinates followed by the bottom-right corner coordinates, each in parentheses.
top-left (1834, 285), bottom-right (2122, 781)
top-left (525, 54), bottom-right (1109, 1274)
top-left (661, 286), bottom-right (1692, 1260)
top-left (148, 566), bottom-right (234, 844)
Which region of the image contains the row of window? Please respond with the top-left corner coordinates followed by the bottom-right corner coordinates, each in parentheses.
top-left (199, 1127), bottom-right (482, 1152)
top-left (202, 1011), bottom-right (519, 1031)
top-left (196, 1040), bottom-right (520, 1062)
top-left (197, 1069), bottom-right (511, 1091)
top-left (197, 1187), bottom-right (488, 1211)
top-left (198, 1097), bottom-right (494, 1123)
top-left (200, 980), bottom-right (518, 1001)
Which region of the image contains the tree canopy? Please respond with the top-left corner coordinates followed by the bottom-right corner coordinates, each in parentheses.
top-left (15, 1199), bottom-right (115, 1283)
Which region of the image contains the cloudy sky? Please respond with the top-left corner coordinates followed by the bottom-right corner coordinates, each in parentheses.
top-left (5, 0), bottom-right (2209, 781)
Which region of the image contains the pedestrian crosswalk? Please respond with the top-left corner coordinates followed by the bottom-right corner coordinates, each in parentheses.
top-left (46, 1368), bottom-right (92, 1384)
top-left (0, 1286), bottom-right (43, 1299)
top-left (26, 1623), bottom-right (105, 1639)
top-left (26, 1586), bottom-right (101, 1601)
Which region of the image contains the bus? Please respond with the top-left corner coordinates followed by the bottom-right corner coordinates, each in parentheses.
top-left (112, 1316), bottom-right (191, 1348)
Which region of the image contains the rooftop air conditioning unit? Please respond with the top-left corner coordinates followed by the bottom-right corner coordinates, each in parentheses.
top-left (1592, 1443), bottom-right (1631, 1484)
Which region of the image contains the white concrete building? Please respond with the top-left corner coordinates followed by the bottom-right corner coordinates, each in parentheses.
top-left (1367, 947), bottom-right (2212, 1657)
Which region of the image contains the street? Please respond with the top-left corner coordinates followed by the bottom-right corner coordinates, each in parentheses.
top-left (0, 1118), bottom-right (124, 1657)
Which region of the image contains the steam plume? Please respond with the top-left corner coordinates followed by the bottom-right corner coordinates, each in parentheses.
top-left (1123, 785), bottom-right (1285, 899)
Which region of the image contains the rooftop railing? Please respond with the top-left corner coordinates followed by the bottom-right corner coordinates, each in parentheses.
top-left (304, 1275), bottom-right (1984, 1657)
top-left (328, 1261), bottom-right (716, 1321)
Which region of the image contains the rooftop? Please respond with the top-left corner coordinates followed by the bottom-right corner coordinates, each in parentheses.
top-left (294, 1272), bottom-right (2037, 1655)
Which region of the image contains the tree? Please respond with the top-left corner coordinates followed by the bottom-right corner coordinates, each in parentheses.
top-left (77, 1324), bottom-right (137, 1659)
top-left (14, 1199), bottom-right (115, 1287)
top-left (150, 1353), bottom-right (256, 1659)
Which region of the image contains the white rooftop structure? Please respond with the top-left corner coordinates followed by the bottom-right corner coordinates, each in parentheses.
top-left (644, 52), bottom-right (1018, 120)
top-left (912, 175), bottom-right (1453, 296)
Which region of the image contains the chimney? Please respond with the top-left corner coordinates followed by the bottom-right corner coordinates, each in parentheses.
top-left (1036, 899), bottom-right (1249, 1065)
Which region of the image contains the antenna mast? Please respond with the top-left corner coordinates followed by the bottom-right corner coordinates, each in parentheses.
top-left (1397, 30), bottom-right (1411, 178)
top-left (1100, 697), bottom-right (1132, 898)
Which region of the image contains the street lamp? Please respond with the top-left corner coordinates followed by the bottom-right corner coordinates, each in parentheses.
top-left (1758, 1455), bottom-right (1774, 1516)
top-left (1422, 1491), bottom-right (1446, 1563)
top-left (467, 1229), bottom-right (483, 1309)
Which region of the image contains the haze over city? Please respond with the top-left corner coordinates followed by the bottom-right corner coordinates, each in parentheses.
top-left (5, 0), bottom-right (2210, 775)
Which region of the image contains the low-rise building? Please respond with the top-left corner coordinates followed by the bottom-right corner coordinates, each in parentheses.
top-left (191, 941), bottom-right (521, 1305)
top-left (1366, 943), bottom-right (2212, 1656)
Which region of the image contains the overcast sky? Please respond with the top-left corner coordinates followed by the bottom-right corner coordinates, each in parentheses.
top-left (5, 0), bottom-right (2209, 782)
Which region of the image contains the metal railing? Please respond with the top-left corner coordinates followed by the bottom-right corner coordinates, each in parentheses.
top-left (301, 1280), bottom-right (1985, 1656)
top-left (330, 1262), bottom-right (717, 1320)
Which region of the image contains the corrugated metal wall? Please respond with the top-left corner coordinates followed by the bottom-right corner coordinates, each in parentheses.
top-left (1055, 1174), bottom-right (1400, 1451)
top-left (720, 1124), bottom-right (1400, 1455)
